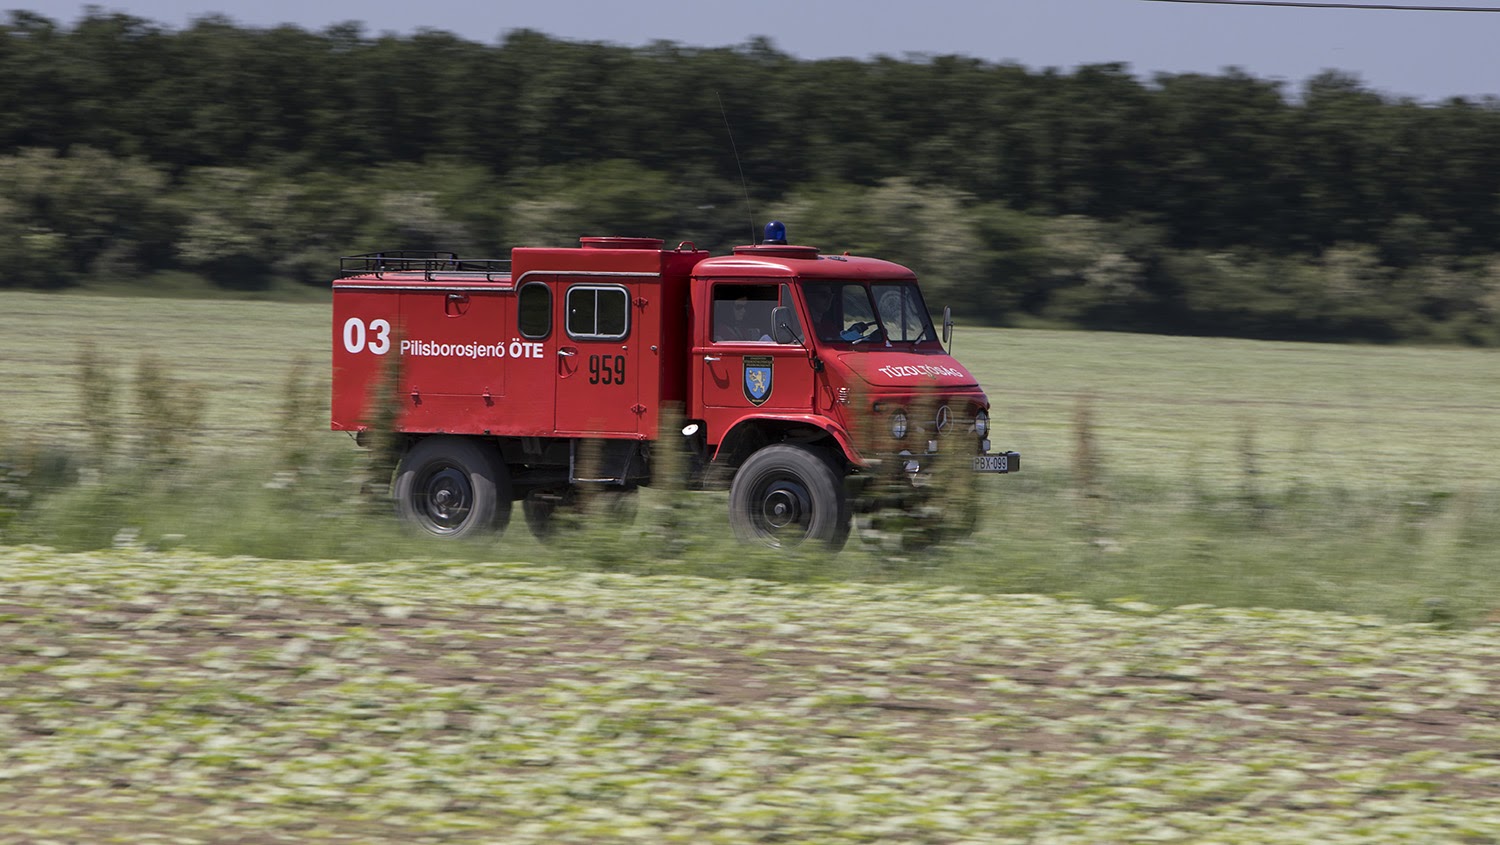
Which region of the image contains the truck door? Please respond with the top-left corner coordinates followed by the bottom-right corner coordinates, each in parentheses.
top-left (555, 281), bottom-right (640, 436)
top-left (698, 282), bottom-right (816, 425)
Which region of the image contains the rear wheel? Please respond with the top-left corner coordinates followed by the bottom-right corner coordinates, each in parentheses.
top-left (394, 437), bottom-right (511, 538)
top-left (729, 444), bottom-right (850, 551)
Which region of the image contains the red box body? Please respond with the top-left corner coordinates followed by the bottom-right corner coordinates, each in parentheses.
top-left (332, 240), bottom-right (707, 442)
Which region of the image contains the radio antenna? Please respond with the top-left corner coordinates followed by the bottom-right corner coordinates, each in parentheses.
top-left (717, 91), bottom-right (757, 244)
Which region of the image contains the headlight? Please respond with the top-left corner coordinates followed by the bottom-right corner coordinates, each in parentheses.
top-left (890, 410), bottom-right (909, 439)
top-left (974, 409), bottom-right (989, 437)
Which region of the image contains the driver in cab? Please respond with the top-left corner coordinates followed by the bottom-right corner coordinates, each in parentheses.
top-left (806, 284), bottom-right (878, 343)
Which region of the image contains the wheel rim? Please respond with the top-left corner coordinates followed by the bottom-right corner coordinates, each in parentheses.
top-left (751, 473), bottom-right (815, 546)
top-left (414, 462), bottom-right (473, 534)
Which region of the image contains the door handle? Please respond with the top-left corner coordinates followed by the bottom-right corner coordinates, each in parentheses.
top-left (558, 348), bottom-right (577, 357)
top-left (703, 355), bottom-right (722, 362)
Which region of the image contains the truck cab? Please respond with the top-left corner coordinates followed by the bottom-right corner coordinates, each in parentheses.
top-left (331, 223), bottom-right (1017, 550)
top-left (684, 238), bottom-right (1010, 547)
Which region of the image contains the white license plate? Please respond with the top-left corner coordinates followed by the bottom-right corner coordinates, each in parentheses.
top-left (973, 454), bottom-right (1009, 473)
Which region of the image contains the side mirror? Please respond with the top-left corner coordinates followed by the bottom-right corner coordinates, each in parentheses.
top-left (942, 306), bottom-right (954, 349)
top-left (771, 306), bottom-right (800, 344)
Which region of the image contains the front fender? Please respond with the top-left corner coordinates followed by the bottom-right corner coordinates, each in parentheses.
top-left (712, 414), bottom-right (868, 468)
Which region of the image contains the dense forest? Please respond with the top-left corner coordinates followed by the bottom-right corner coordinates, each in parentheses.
top-left (4, 10), bottom-right (1500, 343)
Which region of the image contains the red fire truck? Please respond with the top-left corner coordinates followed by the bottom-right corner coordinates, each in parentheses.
top-left (331, 223), bottom-right (1018, 550)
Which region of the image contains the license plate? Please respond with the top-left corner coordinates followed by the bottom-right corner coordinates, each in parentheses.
top-left (973, 454), bottom-right (1012, 473)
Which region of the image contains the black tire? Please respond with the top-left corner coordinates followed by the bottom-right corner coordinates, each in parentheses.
top-left (393, 437), bottom-right (511, 539)
top-left (729, 444), bottom-right (850, 551)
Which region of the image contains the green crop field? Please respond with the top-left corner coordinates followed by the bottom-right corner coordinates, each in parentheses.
top-left (2, 547), bottom-right (1499, 844)
top-left (963, 326), bottom-right (1500, 491)
top-left (4, 291), bottom-right (1498, 488)
top-left (0, 292), bottom-right (332, 446)
top-left (4, 291), bottom-right (1500, 842)
top-left (3, 290), bottom-right (1500, 620)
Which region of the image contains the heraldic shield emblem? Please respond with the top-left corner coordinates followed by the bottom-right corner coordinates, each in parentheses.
top-left (743, 355), bottom-right (774, 406)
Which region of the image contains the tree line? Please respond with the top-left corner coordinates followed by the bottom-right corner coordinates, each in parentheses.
top-left (4, 10), bottom-right (1500, 342)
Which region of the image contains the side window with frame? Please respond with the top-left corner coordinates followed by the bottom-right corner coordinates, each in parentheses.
top-left (517, 282), bottom-right (551, 339)
top-left (712, 283), bottom-right (779, 343)
top-left (566, 284), bottom-right (630, 340)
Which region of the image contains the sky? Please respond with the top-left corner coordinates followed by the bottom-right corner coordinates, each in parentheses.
top-left (13, 0), bottom-right (1500, 103)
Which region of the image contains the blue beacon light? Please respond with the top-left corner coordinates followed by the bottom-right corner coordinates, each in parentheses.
top-left (763, 221), bottom-right (787, 245)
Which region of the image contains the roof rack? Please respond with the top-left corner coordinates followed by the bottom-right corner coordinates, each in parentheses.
top-left (339, 251), bottom-right (512, 282)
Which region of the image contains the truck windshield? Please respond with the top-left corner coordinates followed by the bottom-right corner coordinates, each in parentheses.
top-left (803, 282), bottom-right (879, 344)
top-left (872, 282), bottom-right (938, 344)
top-left (803, 281), bottom-right (937, 346)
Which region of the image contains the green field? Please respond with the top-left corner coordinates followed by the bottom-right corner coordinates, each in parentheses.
top-left (2, 547), bottom-right (1498, 844)
top-left (4, 290), bottom-right (1500, 620)
top-left (2, 291), bottom-right (1500, 621)
top-left (4, 291), bottom-right (1500, 841)
top-left (5, 291), bottom-right (1498, 487)
top-left (0, 292), bottom-right (332, 447)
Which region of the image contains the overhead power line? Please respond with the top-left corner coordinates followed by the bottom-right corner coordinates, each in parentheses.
top-left (1143, 0), bottom-right (1500, 11)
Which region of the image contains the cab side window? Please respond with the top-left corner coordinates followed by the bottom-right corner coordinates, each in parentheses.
top-left (712, 284), bottom-right (779, 343)
top-left (566, 285), bottom-right (629, 340)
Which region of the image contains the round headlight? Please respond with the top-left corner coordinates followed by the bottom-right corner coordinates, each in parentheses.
top-left (890, 410), bottom-right (909, 439)
top-left (974, 409), bottom-right (990, 438)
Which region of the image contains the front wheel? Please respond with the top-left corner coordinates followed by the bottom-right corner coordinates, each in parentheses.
top-left (393, 437), bottom-right (511, 539)
top-left (729, 444), bottom-right (850, 551)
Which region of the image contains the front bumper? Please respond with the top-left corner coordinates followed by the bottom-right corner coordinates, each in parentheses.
top-left (897, 448), bottom-right (1021, 481)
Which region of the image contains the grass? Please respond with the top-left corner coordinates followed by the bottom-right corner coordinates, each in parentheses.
top-left (3, 290), bottom-right (1500, 622)
top-left (0, 291), bottom-right (330, 447)
top-left (959, 326), bottom-right (1500, 491)
top-left (6, 291), bottom-right (1496, 486)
